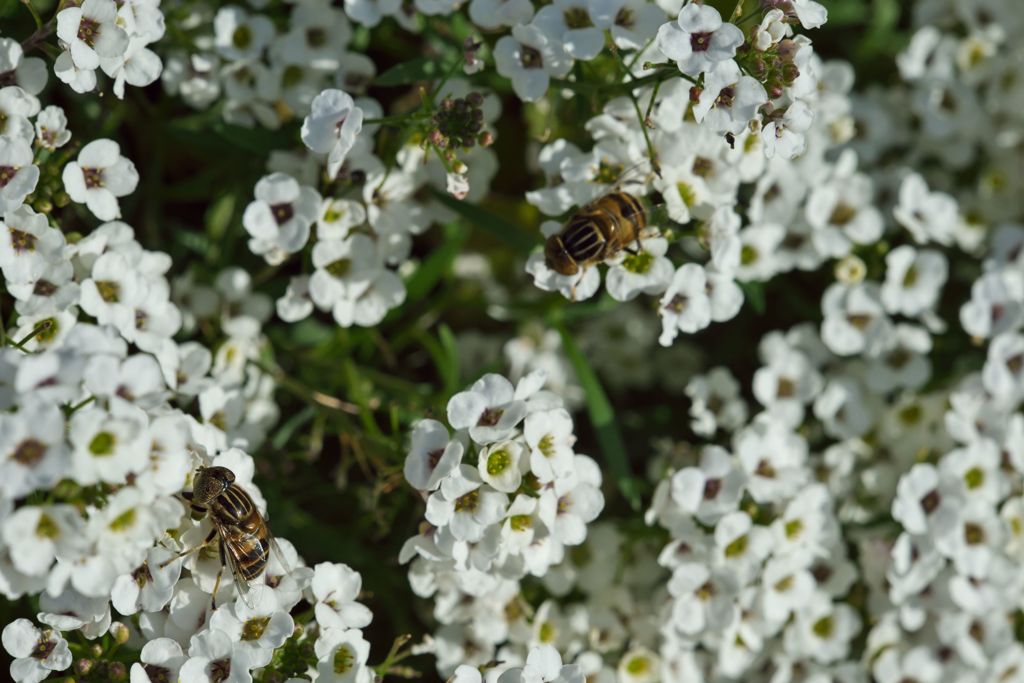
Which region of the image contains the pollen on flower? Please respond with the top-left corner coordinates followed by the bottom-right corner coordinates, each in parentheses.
top-left (510, 514), bottom-right (532, 531)
top-left (326, 258), bottom-right (351, 278)
top-left (88, 431), bottom-right (116, 456)
top-left (35, 514), bottom-right (59, 539)
top-left (963, 467), bottom-right (984, 489)
top-left (520, 46), bottom-right (543, 69)
top-left (83, 167), bottom-right (104, 188)
top-left (109, 509), bottom-right (137, 532)
top-left (9, 228), bottom-right (37, 253)
top-left (625, 655), bottom-right (650, 675)
top-left (12, 438), bottom-right (46, 466)
top-left (563, 7), bottom-right (592, 29)
top-left (623, 250), bottom-right (654, 274)
top-left (232, 25), bottom-right (253, 49)
top-left (454, 489), bottom-right (480, 512)
top-left (95, 280), bottom-right (121, 303)
top-left (784, 519), bottom-right (803, 539)
top-left (77, 18), bottom-right (100, 47)
top-left (241, 616), bottom-right (271, 641)
top-left (812, 615), bottom-right (834, 638)
top-left (486, 448), bottom-right (511, 475)
top-left (333, 645), bottom-right (355, 674)
top-left (724, 534), bottom-right (748, 558)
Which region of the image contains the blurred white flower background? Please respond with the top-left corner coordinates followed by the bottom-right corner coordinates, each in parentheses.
top-left (0, 0), bottom-right (1023, 681)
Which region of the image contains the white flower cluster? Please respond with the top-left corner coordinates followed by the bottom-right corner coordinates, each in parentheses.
top-left (241, 79), bottom-right (499, 328)
top-left (400, 371), bottom-right (604, 675)
top-left (526, 3), bottom-right (854, 346)
top-left (162, 0), bottom-right (374, 129)
top-left (55, 0), bottom-right (165, 97)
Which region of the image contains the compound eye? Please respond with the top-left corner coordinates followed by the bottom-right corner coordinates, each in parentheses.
top-left (222, 468), bottom-right (236, 483)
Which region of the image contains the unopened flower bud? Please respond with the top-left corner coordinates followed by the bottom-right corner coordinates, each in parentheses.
top-left (75, 658), bottom-right (94, 675)
top-left (689, 86), bottom-right (702, 103)
top-left (769, 84), bottom-right (784, 99)
top-left (835, 255), bottom-right (867, 285)
top-left (782, 63), bottom-right (800, 83)
top-left (467, 91), bottom-right (484, 108)
top-left (777, 39), bottom-right (798, 61)
top-left (478, 131), bottom-right (494, 147)
top-left (109, 661), bottom-right (127, 681)
top-left (110, 621), bottom-right (130, 644)
top-left (90, 644), bottom-right (103, 658)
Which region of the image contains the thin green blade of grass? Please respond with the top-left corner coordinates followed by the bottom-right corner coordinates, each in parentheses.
top-left (556, 324), bottom-right (641, 510)
top-left (429, 189), bottom-right (536, 254)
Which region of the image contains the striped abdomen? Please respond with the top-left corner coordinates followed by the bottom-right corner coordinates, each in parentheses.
top-left (212, 484), bottom-right (270, 581)
top-left (562, 192), bottom-right (646, 264)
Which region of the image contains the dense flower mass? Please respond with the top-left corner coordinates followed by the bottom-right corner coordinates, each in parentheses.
top-left (1, 0), bottom-right (1023, 680)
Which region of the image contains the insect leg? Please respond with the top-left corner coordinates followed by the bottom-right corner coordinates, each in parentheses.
top-left (158, 528), bottom-right (218, 569)
top-left (211, 539), bottom-right (226, 609)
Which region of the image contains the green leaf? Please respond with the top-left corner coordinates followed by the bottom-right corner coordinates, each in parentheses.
top-left (0, 0), bottom-right (22, 19)
top-left (740, 281), bottom-right (765, 314)
top-left (271, 406), bottom-right (316, 450)
top-left (205, 193), bottom-right (236, 241)
top-left (374, 58), bottom-right (447, 87)
top-left (556, 324), bottom-right (641, 510)
top-left (404, 223), bottom-right (466, 304)
top-left (437, 324), bottom-right (460, 395)
top-left (430, 189), bottom-right (536, 254)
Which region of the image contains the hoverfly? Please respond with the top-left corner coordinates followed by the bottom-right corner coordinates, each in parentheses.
top-left (544, 190), bottom-right (650, 298)
top-left (161, 466), bottom-right (284, 606)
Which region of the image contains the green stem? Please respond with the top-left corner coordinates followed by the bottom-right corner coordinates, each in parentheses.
top-left (10, 320), bottom-right (50, 350)
top-left (21, 0), bottom-right (43, 30)
top-left (65, 395), bottom-right (96, 416)
top-left (363, 111), bottom-right (430, 126)
top-left (612, 49), bottom-right (661, 175)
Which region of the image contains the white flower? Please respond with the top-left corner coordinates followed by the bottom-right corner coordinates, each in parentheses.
top-left (753, 9), bottom-right (789, 50)
top-left (733, 420), bottom-right (808, 503)
top-left (881, 246), bottom-right (948, 316)
top-left (670, 446), bottom-right (745, 524)
top-left (894, 173), bottom-right (960, 246)
top-left (68, 404), bottom-right (149, 485)
top-left (100, 38), bottom-right (163, 99)
top-left (605, 237), bottom-right (674, 302)
top-left (242, 173), bottom-right (321, 264)
top-left (468, 0), bottom-right (534, 30)
top-left (130, 638), bottom-right (186, 683)
top-left (9, 504), bottom-right (87, 582)
top-left (498, 645), bottom-right (585, 683)
top-left (213, 5), bottom-right (275, 61)
top-left (311, 563), bottom-right (373, 631)
top-left (179, 628), bottom-right (254, 683)
top-left (524, 408), bottom-right (575, 484)
top-left (1, 619), bottom-right (72, 683)
top-left (892, 463), bottom-right (962, 536)
top-left (478, 440), bottom-right (527, 493)
top-left (62, 139), bottom-right (139, 221)
top-left (820, 282), bottom-right (893, 357)
top-left (658, 263), bottom-right (712, 346)
top-left (0, 205), bottom-right (64, 287)
top-left (0, 38), bottom-right (46, 96)
top-left (685, 367), bottom-right (747, 436)
top-left (762, 100), bottom-right (814, 159)
top-left (55, 0), bottom-right (129, 72)
top-left (302, 89), bottom-right (365, 180)
top-left (209, 586), bottom-right (295, 668)
top-left (655, 4), bottom-right (743, 77)
top-left (0, 398), bottom-right (69, 499)
top-left (111, 546), bottom-right (181, 615)
top-left (982, 332), bottom-right (1024, 403)
top-left (666, 562), bottom-right (737, 637)
top-left (791, 0), bottom-right (828, 29)
top-left (314, 628), bottom-right (372, 683)
top-left (0, 87), bottom-right (39, 142)
top-left (494, 24), bottom-right (572, 103)
top-left (34, 106), bottom-right (71, 151)
top-left (0, 136), bottom-right (39, 212)
top-left (426, 465), bottom-right (508, 542)
top-left (447, 373), bottom-right (528, 444)
top-left (532, 0), bottom-right (607, 61)
top-left (404, 419), bottom-right (464, 492)
top-left (693, 60), bottom-right (768, 136)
